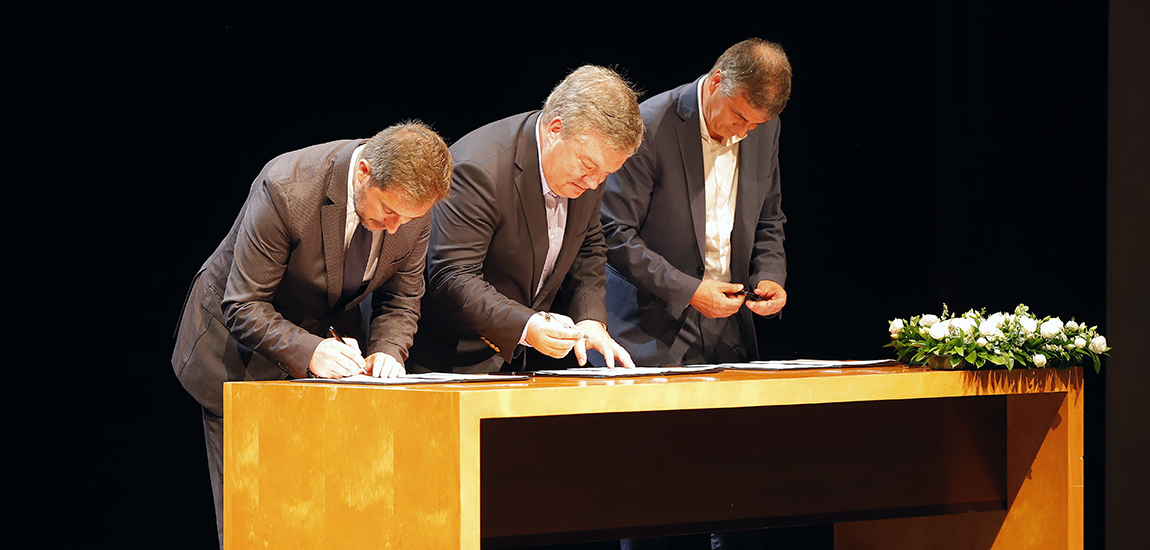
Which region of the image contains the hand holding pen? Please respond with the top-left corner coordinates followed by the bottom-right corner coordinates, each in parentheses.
top-left (304, 326), bottom-right (367, 378)
top-left (525, 311), bottom-right (587, 359)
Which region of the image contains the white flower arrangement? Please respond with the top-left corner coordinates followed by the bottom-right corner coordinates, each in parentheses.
top-left (885, 304), bottom-right (1109, 372)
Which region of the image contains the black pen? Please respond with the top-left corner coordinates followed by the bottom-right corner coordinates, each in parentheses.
top-left (733, 288), bottom-right (765, 301)
top-left (328, 326), bottom-right (366, 375)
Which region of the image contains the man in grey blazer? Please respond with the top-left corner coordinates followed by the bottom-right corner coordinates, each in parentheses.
top-left (601, 39), bottom-right (792, 370)
top-left (171, 122), bottom-right (452, 548)
top-left (407, 66), bottom-right (643, 373)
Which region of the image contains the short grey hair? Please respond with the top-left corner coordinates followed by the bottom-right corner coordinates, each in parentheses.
top-left (539, 65), bottom-right (643, 155)
top-left (361, 121), bottom-right (452, 205)
top-left (711, 38), bottom-right (792, 120)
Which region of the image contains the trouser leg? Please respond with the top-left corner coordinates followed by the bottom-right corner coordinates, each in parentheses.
top-left (202, 406), bottom-right (224, 550)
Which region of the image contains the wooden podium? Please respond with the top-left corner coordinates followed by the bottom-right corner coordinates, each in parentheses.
top-left (224, 366), bottom-right (1083, 549)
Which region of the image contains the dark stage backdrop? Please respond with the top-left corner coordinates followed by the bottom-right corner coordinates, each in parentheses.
top-left (18, 1), bottom-right (1120, 548)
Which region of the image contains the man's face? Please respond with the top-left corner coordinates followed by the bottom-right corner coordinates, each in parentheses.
top-left (539, 117), bottom-right (630, 199)
top-left (353, 161), bottom-right (433, 234)
top-left (702, 71), bottom-right (772, 142)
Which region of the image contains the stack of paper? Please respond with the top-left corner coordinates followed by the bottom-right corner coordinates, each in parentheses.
top-left (297, 372), bottom-right (530, 385)
top-left (716, 359), bottom-right (900, 370)
top-left (534, 366), bottom-right (724, 378)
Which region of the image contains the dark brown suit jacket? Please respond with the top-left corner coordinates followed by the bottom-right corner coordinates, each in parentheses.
top-left (408, 112), bottom-right (608, 373)
top-left (172, 140), bottom-right (427, 416)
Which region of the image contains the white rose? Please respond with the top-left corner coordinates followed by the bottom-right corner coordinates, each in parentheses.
top-left (1040, 318), bottom-right (1064, 339)
top-left (1089, 335), bottom-right (1108, 354)
top-left (1019, 317), bottom-right (1037, 335)
top-left (986, 312), bottom-right (1006, 328)
top-left (1074, 336), bottom-right (1086, 349)
top-left (1033, 353), bottom-right (1047, 368)
top-left (977, 337), bottom-right (988, 347)
top-left (952, 318), bottom-right (976, 334)
top-left (920, 314), bottom-right (939, 328)
top-left (929, 320), bottom-right (950, 340)
top-left (889, 319), bottom-right (905, 335)
top-left (979, 319), bottom-right (1003, 338)
top-left (1066, 320), bottom-right (1079, 331)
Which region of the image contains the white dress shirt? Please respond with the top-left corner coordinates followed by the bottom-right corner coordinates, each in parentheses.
top-left (520, 119), bottom-right (571, 346)
top-left (697, 78), bottom-right (742, 283)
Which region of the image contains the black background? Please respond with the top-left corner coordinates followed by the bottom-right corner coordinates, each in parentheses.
top-left (16, 1), bottom-right (1139, 548)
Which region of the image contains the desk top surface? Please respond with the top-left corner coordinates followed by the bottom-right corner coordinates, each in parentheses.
top-left (227, 365), bottom-right (1082, 419)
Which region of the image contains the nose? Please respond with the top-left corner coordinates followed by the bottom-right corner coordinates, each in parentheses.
top-left (383, 214), bottom-right (407, 234)
top-left (582, 172), bottom-right (606, 190)
top-left (736, 122), bottom-right (758, 139)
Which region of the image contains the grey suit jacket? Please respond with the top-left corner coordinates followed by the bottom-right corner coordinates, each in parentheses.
top-left (172, 140), bottom-right (428, 416)
top-left (600, 79), bottom-right (787, 366)
top-left (408, 111), bottom-right (608, 373)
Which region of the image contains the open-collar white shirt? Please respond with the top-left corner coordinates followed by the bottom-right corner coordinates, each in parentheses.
top-left (697, 78), bottom-right (743, 283)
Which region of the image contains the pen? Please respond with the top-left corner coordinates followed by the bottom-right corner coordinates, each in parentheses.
top-left (733, 289), bottom-right (764, 301)
top-left (328, 326), bottom-right (366, 375)
top-left (541, 312), bottom-right (588, 339)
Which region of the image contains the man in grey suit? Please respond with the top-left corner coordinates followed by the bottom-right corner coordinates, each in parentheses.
top-left (601, 38), bottom-right (792, 369)
top-left (407, 66), bottom-right (644, 373)
top-left (171, 122), bottom-right (452, 548)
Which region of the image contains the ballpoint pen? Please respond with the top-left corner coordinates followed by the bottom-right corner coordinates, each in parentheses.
top-left (328, 326), bottom-right (367, 375)
top-left (733, 288), bottom-right (765, 301)
top-left (540, 312), bottom-right (588, 339)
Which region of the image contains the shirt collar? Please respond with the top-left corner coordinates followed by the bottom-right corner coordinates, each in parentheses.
top-left (347, 144), bottom-right (367, 217)
top-left (535, 116), bottom-right (557, 198)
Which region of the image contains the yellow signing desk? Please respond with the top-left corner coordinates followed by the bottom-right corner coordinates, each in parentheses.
top-left (224, 366), bottom-right (1083, 549)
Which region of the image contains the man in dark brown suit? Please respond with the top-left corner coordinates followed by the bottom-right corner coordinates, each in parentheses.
top-left (171, 121), bottom-right (452, 548)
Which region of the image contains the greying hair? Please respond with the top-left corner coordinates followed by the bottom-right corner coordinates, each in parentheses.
top-left (539, 65), bottom-right (643, 155)
top-left (711, 38), bottom-right (792, 120)
top-left (361, 121), bottom-right (453, 205)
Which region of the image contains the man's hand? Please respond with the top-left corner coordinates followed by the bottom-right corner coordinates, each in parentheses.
top-left (308, 337), bottom-right (366, 378)
top-left (573, 320), bottom-right (636, 369)
top-left (525, 312), bottom-right (586, 359)
top-left (365, 352), bottom-right (405, 378)
top-left (745, 280), bottom-right (787, 317)
top-left (689, 279), bottom-right (747, 319)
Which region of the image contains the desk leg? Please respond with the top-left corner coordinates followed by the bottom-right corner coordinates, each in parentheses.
top-left (224, 385), bottom-right (474, 550)
top-left (835, 379), bottom-right (1084, 550)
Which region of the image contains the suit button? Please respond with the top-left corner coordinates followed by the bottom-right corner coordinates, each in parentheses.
top-left (697, 267), bottom-right (704, 275)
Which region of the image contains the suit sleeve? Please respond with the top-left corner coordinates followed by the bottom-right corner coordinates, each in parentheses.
top-left (426, 161), bottom-right (535, 362)
top-left (366, 217), bottom-right (429, 364)
top-left (601, 137), bottom-right (701, 317)
top-left (221, 177), bottom-right (324, 375)
top-left (749, 119), bottom-right (787, 288)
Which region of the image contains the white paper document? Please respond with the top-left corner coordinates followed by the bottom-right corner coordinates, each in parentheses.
top-left (715, 359), bottom-right (899, 370)
top-left (534, 365), bottom-right (724, 378)
top-left (297, 372), bottom-right (530, 385)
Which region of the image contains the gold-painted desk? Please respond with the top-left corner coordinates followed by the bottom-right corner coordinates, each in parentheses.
top-left (224, 366), bottom-right (1083, 550)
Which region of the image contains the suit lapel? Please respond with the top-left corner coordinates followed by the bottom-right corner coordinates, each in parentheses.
top-left (675, 79), bottom-right (708, 263)
top-left (321, 141), bottom-right (362, 308)
top-left (514, 112), bottom-right (549, 300)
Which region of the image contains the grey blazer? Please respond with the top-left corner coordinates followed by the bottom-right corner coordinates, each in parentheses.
top-left (172, 140), bottom-right (427, 416)
top-left (600, 79), bottom-right (787, 366)
top-left (408, 111), bottom-right (609, 373)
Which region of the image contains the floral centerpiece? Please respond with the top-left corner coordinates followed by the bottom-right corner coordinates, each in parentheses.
top-left (886, 304), bottom-right (1109, 372)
